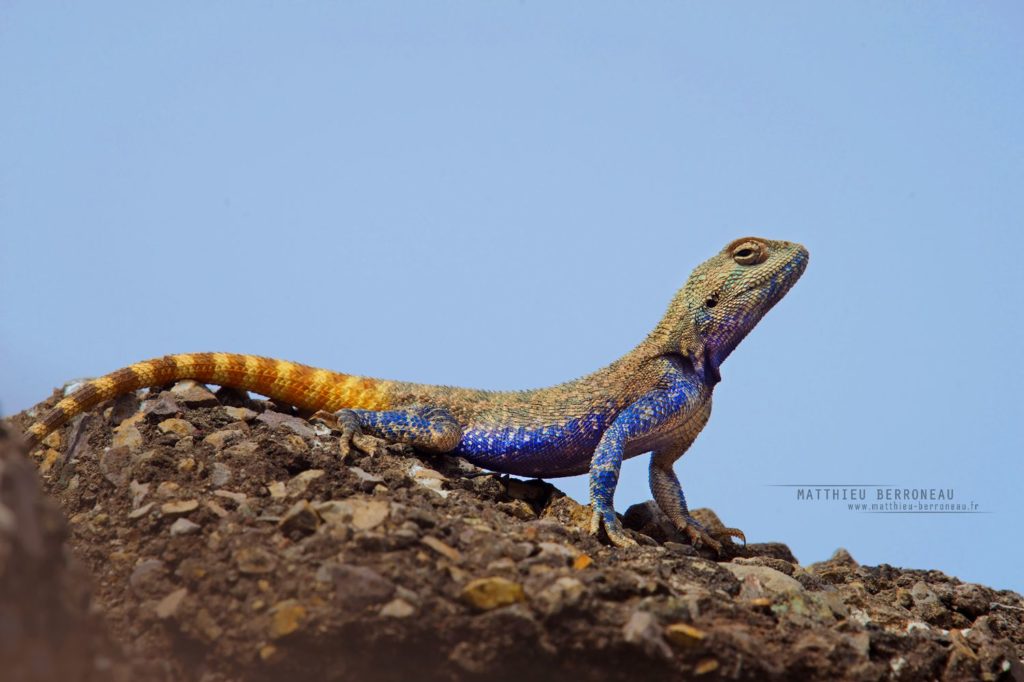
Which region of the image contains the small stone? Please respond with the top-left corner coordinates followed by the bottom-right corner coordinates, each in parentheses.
top-left (256, 411), bottom-right (315, 439)
top-left (259, 644), bottom-right (278, 662)
top-left (129, 480), bottom-right (150, 507)
top-left (129, 559), bottom-right (166, 597)
top-left (421, 535), bottom-right (462, 562)
top-left (286, 469), bottom-right (325, 496)
top-left (224, 406), bottom-right (257, 421)
top-left (174, 436), bottom-right (195, 451)
top-left (721, 563), bottom-right (804, 597)
top-left (112, 422), bottom-right (144, 451)
top-left (408, 463), bottom-right (448, 497)
top-left (129, 502), bottom-right (154, 519)
top-left (203, 429), bottom-right (245, 450)
top-left (42, 431), bottom-right (63, 449)
top-left (316, 498), bottom-right (390, 530)
top-left (349, 466), bottom-right (384, 491)
top-left (379, 598), bottom-right (415, 618)
top-left (497, 500), bottom-right (535, 520)
top-left (236, 547), bottom-right (277, 574)
top-left (161, 499), bottom-right (199, 515)
top-left (214, 489), bottom-right (247, 505)
top-left (157, 418), bottom-right (196, 438)
top-left (143, 394), bottom-right (181, 418)
top-left (536, 542), bottom-right (577, 565)
top-left (279, 500), bottom-right (321, 536)
top-left (210, 462), bottom-right (232, 487)
top-left (170, 518), bottom-right (201, 536)
top-left (267, 481), bottom-right (287, 499)
top-left (326, 565), bottom-right (395, 608)
top-left (459, 577), bottom-right (525, 611)
top-left (573, 554), bottom-right (593, 571)
top-left (99, 447), bottom-right (132, 486)
top-left (177, 456), bottom-right (196, 473)
top-left (38, 448), bottom-right (60, 474)
top-left (156, 481), bottom-right (180, 496)
top-left (665, 623), bottom-right (706, 648)
top-left (206, 500), bottom-right (229, 518)
top-left (533, 577), bottom-right (585, 616)
top-left (622, 610), bottom-right (672, 659)
top-left (695, 658), bottom-right (720, 675)
top-left (269, 600), bottom-right (306, 639)
top-left (170, 380), bottom-right (220, 408)
top-left (109, 393), bottom-right (142, 425)
top-left (155, 588), bottom-right (188, 619)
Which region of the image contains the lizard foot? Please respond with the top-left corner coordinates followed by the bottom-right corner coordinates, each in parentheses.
top-left (679, 515), bottom-right (745, 554)
top-left (589, 509), bottom-right (638, 548)
top-left (335, 409), bottom-right (409, 459)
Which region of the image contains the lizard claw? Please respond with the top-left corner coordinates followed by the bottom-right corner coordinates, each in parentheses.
top-left (336, 409), bottom-right (400, 458)
top-left (590, 509), bottom-right (638, 548)
top-left (679, 516), bottom-right (745, 554)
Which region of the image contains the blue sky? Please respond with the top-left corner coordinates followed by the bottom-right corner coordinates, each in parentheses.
top-left (2, 3), bottom-right (1022, 591)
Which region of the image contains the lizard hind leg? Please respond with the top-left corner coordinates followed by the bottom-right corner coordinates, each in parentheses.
top-left (334, 406), bottom-right (462, 458)
top-left (649, 454), bottom-right (745, 554)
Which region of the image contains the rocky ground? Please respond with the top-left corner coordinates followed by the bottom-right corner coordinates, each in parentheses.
top-left (3, 381), bottom-right (1023, 681)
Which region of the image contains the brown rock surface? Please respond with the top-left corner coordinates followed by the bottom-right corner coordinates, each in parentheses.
top-left (5, 389), bottom-right (1024, 681)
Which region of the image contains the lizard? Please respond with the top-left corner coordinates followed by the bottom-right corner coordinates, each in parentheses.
top-left (23, 236), bottom-right (808, 550)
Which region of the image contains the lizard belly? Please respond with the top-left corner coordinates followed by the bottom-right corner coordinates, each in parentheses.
top-left (452, 413), bottom-right (608, 478)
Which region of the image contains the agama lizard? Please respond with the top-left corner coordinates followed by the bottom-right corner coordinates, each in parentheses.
top-left (24, 237), bottom-right (808, 550)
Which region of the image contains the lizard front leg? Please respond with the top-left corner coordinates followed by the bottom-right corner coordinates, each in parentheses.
top-left (589, 369), bottom-right (697, 547)
top-left (334, 406), bottom-right (462, 457)
top-left (650, 446), bottom-right (745, 553)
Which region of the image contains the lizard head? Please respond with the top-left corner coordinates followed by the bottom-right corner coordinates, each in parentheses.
top-left (665, 237), bottom-right (809, 384)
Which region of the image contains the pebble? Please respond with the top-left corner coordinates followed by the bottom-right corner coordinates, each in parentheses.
top-left (143, 394), bottom-right (181, 418)
top-left (421, 535), bottom-right (462, 562)
top-left (622, 610), bottom-right (672, 659)
top-left (316, 498), bottom-right (389, 530)
top-left (379, 598), bottom-right (416, 618)
top-left (235, 547), bottom-right (277, 574)
top-left (665, 622), bottom-right (706, 648)
top-left (160, 499), bottom-right (199, 515)
top-left (349, 466), bottom-right (384, 492)
top-left (203, 429), bottom-right (245, 450)
top-left (170, 380), bottom-right (220, 408)
top-left (533, 577), bottom-right (585, 616)
top-left (170, 518), bottom-right (201, 536)
top-left (112, 419), bottom-right (144, 451)
top-left (128, 502), bottom-right (154, 520)
top-left (286, 469), bottom-right (324, 496)
top-left (157, 419), bottom-right (196, 439)
top-left (269, 600), bottom-right (306, 639)
top-left (326, 565), bottom-right (395, 608)
top-left (407, 464), bottom-right (448, 497)
top-left (223, 406), bottom-right (257, 422)
top-left (155, 588), bottom-right (188, 619)
top-left (210, 462), bottom-right (232, 487)
top-left (279, 500), bottom-right (321, 536)
top-left (256, 411), bottom-right (315, 439)
top-left (459, 577), bottom-right (525, 611)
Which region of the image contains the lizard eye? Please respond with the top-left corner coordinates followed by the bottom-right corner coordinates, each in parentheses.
top-left (731, 240), bottom-right (767, 266)
top-left (705, 295), bottom-right (718, 308)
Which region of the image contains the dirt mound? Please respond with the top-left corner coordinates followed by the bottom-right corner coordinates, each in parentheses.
top-left (7, 383), bottom-right (1024, 681)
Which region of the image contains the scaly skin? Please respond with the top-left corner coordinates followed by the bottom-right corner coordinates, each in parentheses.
top-left (24, 237), bottom-right (808, 550)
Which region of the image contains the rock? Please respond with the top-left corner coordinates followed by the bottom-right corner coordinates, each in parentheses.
top-left (256, 411), bottom-right (314, 439)
top-left (722, 563), bottom-right (805, 597)
top-left (325, 565), bottom-right (394, 609)
top-left (169, 518), bottom-right (201, 536)
top-left (408, 463), bottom-right (448, 497)
top-left (109, 393), bottom-right (142, 425)
top-left (235, 547), bottom-right (277, 574)
top-left (223, 406), bottom-right (257, 421)
top-left (210, 462), bottom-right (232, 487)
top-left (622, 610), bottom-right (672, 659)
top-left (112, 419), bottom-right (144, 451)
top-left (155, 587), bottom-right (188, 619)
top-left (533, 576), bottom-right (585, 616)
top-left (460, 577), bottom-right (525, 611)
top-left (269, 600), bottom-right (306, 638)
top-left (279, 500), bottom-right (321, 536)
top-left (665, 622), bottom-right (706, 648)
top-left (99, 446), bottom-right (132, 486)
top-left (379, 598), bottom-right (416, 618)
top-left (349, 466), bottom-right (385, 492)
top-left (952, 583), bottom-right (992, 619)
top-left (143, 394), bottom-right (181, 418)
top-left (421, 535), bottom-right (462, 562)
top-left (203, 428), bottom-right (245, 450)
top-left (129, 559), bottom-right (166, 597)
top-left (286, 469), bottom-right (324, 496)
top-left (622, 500), bottom-right (679, 543)
top-left (316, 498), bottom-right (389, 531)
top-left (128, 502), bottom-right (154, 520)
top-left (170, 380), bottom-right (220, 408)
top-left (160, 499), bottom-right (199, 515)
top-left (496, 500), bottom-right (535, 520)
top-left (157, 418), bottom-right (196, 439)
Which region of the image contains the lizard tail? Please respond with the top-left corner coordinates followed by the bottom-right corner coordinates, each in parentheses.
top-left (24, 352), bottom-right (393, 449)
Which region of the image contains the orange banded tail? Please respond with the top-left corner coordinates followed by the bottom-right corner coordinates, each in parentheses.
top-left (25, 353), bottom-right (392, 448)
